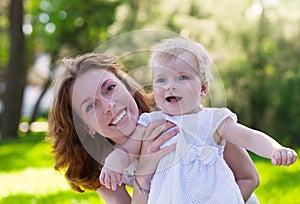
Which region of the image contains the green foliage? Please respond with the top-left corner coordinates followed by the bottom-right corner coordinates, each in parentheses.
top-left (25, 0), bottom-right (121, 57)
top-left (222, 17), bottom-right (300, 147)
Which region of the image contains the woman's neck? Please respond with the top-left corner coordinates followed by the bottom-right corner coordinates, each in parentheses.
top-left (112, 136), bottom-right (129, 146)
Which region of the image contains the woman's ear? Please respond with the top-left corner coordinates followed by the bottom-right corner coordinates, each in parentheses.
top-left (84, 125), bottom-right (96, 138)
top-left (200, 81), bottom-right (209, 96)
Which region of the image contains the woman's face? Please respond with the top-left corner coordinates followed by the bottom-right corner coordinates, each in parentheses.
top-left (71, 69), bottom-right (139, 143)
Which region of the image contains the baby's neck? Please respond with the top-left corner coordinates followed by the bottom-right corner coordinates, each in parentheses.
top-left (162, 106), bottom-right (203, 116)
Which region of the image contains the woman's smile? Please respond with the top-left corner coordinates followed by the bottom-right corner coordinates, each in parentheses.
top-left (109, 108), bottom-right (128, 126)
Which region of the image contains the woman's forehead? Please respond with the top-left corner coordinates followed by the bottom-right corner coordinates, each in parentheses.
top-left (76, 69), bottom-right (118, 87)
top-left (71, 69), bottom-right (119, 107)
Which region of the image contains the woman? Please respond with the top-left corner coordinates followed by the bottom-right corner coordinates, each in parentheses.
top-left (47, 53), bottom-right (259, 203)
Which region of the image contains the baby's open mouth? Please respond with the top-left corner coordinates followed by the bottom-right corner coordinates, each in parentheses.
top-left (165, 96), bottom-right (182, 102)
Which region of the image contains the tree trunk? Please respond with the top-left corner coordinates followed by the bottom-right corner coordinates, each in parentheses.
top-left (29, 77), bottom-right (51, 125)
top-left (1, 0), bottom-right (27, 139)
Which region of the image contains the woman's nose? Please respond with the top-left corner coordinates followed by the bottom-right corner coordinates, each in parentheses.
top-left (101, 98), bottom-right (112, 114)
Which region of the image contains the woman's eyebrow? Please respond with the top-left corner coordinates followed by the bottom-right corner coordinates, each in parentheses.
top-left (80, 96), bottom-right (93, 112)
top-left (79, 79), bottom-right (112, 111)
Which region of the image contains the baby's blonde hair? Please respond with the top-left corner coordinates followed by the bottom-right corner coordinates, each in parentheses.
top-left (150, 37), bottom-right (213, 82)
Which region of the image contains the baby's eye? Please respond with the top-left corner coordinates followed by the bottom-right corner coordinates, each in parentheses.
top-left (105, 84), bottom-right (116, 94)
top-left (179, 75), bottom-right (188, 80)
top-left (156, 78), bottom-right (166, 83)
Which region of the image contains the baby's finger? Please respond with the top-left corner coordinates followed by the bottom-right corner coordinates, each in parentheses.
top-left (292, 150), bottom-right (298, 164)
top-left (287, 150), bottom-right (297, 165)
top-left (281, 151), bottom-right (289, 166)
top-left (104, 175), bottom-right (111, 189)
top-left (118, 174), bottom-right (124, 186)
top-left (99, 172), bottom-right (105, 185)
top-left (272, 150), bottom-right (282, 166)
top-left (110, 175), bottom-right (117, 191)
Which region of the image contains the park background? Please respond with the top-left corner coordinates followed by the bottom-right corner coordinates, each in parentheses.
top-left (0, 0), bottom-right (299, 203)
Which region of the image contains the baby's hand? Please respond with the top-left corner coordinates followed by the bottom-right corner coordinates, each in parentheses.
top-left (99, 166), bottom-right (124, 191)
top-left (271, 147), bottom-right (297, 166)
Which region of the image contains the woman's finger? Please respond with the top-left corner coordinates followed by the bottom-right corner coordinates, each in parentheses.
top-left (157, 143), bottom-right (176, 158)
top-left (145, 121), bottom-right (176, 140)
top-left (153, 127), bottom-right (179, 147)
top-left (137, 143), bottom-right (176, 176)
top-left (142, 120), bottom-right (165, 139)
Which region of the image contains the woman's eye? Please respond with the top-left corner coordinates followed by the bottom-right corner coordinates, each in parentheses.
top-left (179, 75), bottom-right (188, 80)
top-left (86, 102), bottom-right (95, 112)
top-left (105, 84), bottom-right (116, 94)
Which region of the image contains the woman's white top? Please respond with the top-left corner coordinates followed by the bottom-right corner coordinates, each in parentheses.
top-left (138, 107), bottom-right (244, 204)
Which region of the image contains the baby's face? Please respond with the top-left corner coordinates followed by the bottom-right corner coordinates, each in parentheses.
top-left (152, 56), bottom-right (203, 116)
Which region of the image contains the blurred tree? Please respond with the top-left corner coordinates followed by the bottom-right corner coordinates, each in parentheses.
top-left (0, 0), bottom-right (121, 138)
top-left (1, 0), bottom-right (27, 139)
top-left (219, 0), bottom-right (300, 147)
top-left (25, 0), bottom-right (121, 124)
top-left (0, 1), bottom-right (9, 71)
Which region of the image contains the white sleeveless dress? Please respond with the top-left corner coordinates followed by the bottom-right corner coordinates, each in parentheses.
top-left (138, 108), bottom-right (244, 204)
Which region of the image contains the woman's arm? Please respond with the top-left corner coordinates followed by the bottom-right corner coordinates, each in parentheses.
top-left (223, 141), bottom-right (259, 202)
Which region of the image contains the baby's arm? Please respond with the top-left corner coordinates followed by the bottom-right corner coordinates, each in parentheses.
top-left (100, 126), bottom-right (144, 190)
top-left (218, 117), bottom-right (297, 166)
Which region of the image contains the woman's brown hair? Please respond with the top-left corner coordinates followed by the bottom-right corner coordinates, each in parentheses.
top-left (47, 53), bottom-right (154, 192)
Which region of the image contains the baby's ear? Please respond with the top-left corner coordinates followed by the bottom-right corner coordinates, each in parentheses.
top-left (200, 81), bottom-right (209, 96)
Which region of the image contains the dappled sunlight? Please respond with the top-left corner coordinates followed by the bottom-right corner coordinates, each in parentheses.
top-left (19, 122), bottom-right (48, 133)
top-left (0, 167), bottom-right (69, 198)
top-left (0, 167), bottom-right (102, 203)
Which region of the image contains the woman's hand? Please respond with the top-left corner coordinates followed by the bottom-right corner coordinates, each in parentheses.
top-left (132, 120), bottom-right (178, 204)
top-left (136, 120), bottom-right (178, 176)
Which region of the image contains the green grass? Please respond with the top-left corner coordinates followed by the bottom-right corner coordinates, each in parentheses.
top-left (0, 133), bottom-right (102, 204)
top-left (0, 133), bottom-right (299, 203)
top-left (252, 155), bottom-right (300, 204)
